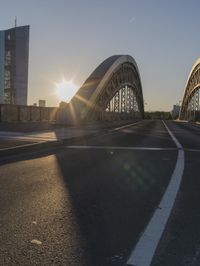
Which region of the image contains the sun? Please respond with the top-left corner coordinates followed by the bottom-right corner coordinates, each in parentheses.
top-left (55, 80), bottom-right (78, 102)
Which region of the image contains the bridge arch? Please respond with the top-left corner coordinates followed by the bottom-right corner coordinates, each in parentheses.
top-left (180, 58), bottom-right (200, 121)
top-left (68, 55), bottom-right (144, 123)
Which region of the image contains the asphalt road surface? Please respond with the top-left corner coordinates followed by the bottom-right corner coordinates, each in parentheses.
top-left (0, 120), bottom-right (200, 266)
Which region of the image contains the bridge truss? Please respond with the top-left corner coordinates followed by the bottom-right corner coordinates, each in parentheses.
top-left (180, 58), bottom-right (200, 121)
top-left (105, 86), bottom-right (138, 113)
top-left (69, 55), bottom-right (144, 123)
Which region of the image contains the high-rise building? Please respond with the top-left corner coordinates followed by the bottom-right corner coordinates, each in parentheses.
top-left (0, 25), bottom-right (29, 105)
top-left (38, 100), bottom-right (46, 107)
top-left (171, 104), bottom-right (181, 119)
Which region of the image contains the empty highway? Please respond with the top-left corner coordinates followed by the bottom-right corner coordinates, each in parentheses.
top-left (1, 120), bottom-right (200, 266)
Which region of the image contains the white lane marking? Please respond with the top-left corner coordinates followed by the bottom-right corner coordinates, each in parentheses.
top-left (65, 145), bottom-right (177, 151)
top-left (113, 121), bottom-right (142, 131)
top-left (127, 121), bottom-right (185, 266)
top-left (66, 146), bottom-right (200, 152)
top-left (0, 136), bottom-right (54, 142)
top-left (163, 121), bottom-right (182, 149)
top-left (0, 141), bottom-right (48, 151)
top-left (185, 148), bottom-right (200, 152)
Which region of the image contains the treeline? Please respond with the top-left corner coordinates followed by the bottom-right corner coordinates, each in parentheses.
top-left (144, 111), bottom-right (172, 120)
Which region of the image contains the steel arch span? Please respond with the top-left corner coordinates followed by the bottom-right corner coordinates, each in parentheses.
top-left (180, 58), bottom-right (200, 121)
top-left (68, 55), bottom-right (144, 123)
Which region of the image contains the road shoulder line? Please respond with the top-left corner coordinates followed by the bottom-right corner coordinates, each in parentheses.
top-left (127, 120), bottom-right (185, 266)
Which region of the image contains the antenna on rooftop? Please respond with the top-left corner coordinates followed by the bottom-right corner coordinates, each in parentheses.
top-left (14, 16), bottom-right (17, 27)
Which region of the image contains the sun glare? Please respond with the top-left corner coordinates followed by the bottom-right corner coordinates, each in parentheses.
top-left (55, 80), bottom-right (78, 102)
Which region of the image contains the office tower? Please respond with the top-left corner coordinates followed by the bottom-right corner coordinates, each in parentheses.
top-left (0, 25), bottom-right (29, 105)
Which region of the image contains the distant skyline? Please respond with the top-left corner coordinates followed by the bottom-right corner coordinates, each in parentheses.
top-left (0, 0), bottom-right (200, 110)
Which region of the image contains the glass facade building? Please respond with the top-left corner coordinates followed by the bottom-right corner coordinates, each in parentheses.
top-left (0, 25), bottom-right (29, 105)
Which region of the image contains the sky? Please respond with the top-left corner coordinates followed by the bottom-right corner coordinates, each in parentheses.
top-left (0, 0), bottom-right (200, 111)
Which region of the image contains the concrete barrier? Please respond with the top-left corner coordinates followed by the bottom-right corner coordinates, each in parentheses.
top-left (19, 106), bottom-right (31, 121)
top-left (30, 106), bottom-right (41, 121)
top-left (0, 104), bottom-right (19, 122)
top-left (49, 107), bottom-right (58, 121)
top-left (41, 107), bottom-right (50, 121)
top-left (0, 103), bottom-right (140, 124)
top-left (0, 104), bottom-right (58, 122)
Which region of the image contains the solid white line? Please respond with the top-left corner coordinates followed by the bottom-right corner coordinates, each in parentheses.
top-left (185, 148), bottom-right (200, 152)
top-left (113, 121), bottom-right (142, 131)
top-left (0, 136), bottom-right (55, 142)
top-left (0, 141), bottom-right (48, 151)
top-left (65, 145), bottom-right (177, 151)
top-left (65, 145), bottom-right (200, 153)
top-left (162, 121), bottom-right (182, 149)
top-left (127, 121), bottom-right (185, 266)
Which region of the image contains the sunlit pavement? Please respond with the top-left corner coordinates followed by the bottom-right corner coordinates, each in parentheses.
top-left (0, 121), bottom-right (133, 149)
top-left (0, 127), bottom-right (97, 144)
top-left (0, 120), bottom-right (200, 265)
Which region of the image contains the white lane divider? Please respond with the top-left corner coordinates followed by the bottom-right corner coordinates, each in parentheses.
top-left (65, 145), bottom-right (176, 151)
top-left (127, 120), bottom-right (185, 266)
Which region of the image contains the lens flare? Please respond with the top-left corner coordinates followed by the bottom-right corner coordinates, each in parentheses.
top-left (55, 80), bottom-right (78, 102)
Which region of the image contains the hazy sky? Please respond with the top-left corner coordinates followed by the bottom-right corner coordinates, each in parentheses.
top-left (0, 0), bottom-right (200, 110)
